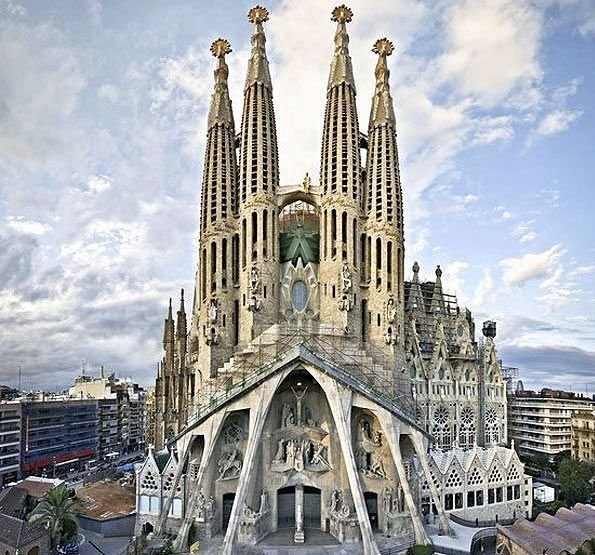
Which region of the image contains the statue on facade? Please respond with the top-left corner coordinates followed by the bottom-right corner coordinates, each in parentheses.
top-left (205, 496), bottom-right (216, 520)
top-left (217, 449), bottom-right (242, 480)
top-left (208, 299), bottom-right (218, 323)
top-left (386, 297), bottom-right (397, 324)
top-left (250, 266), bottom-right (260, 291)
top-left (281, 403), bottom-right (295, 427)
top-left (258, 489), bottom-right (269, 515)
top-left (196, 490), bottom-right (206, 521)
top-left (341, 261), bottom-right (352, 293)
top-left (338, 294), bottom-right (351, 312)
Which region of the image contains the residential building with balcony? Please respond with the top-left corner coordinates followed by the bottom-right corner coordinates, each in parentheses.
top-left (571, 409), bottom-right (595, 463)
top-left (0, 402), bottom-right (22, 486)
top-left (508, 388), bottom-right (595, 460)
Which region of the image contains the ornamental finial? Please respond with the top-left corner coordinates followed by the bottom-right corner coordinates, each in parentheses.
top-left (248, 5), bottom-right (269, 24)
top-left (372, 37), bottom-right (394, 57)
top-left (210, 38), bottom-right (232, 58)
top-left (331, 5), bottom-right (353, 23)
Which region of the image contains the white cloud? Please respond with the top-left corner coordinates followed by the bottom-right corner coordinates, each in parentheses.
top-left (500, 243), bottom-right (565, 286)
top-left (512, 220), bottom-right (537, 243)
top-left (439, 0), bottom-right (543, 108)
top-left (97, 83), bottom-right (119, 103)
top-left (444, 261), bottom-right (469, 295)
top-left (473, 268), bottom-right (494, 307)
top-left (534, 109), bottom-right (582, 136)
top-left (6, 217), bottom-right (52, 236)
top-left (86, 174), bottom-right (112, 193)
top-left (0, 18), bottom-right (86, 165)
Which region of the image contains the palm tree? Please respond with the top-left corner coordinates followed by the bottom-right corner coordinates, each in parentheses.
top-left (30, 484), bottom-right (81, 550)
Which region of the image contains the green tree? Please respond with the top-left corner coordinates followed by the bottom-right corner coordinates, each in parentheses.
top-left (558, 458), bottom-right (595, 505)
top-left (30, 484), bottom-right (81, 549)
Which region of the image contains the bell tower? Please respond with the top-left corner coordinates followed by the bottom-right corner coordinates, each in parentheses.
top-left (318, 5), bottom-right (364, 336)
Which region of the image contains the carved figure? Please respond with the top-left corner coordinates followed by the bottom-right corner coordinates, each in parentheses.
top-left (281, 403), bottom-right (295, 427)
top-left (208, 299), bottom-right (218, 323)
top-left (272, 439), bottom-right (286, 463)
top-left (338, 294), bottom-right (351, 311)
top-left (196, 490), bottom-right (206, 521)
top-left (250, 266), bottom-right (260, 291)
top-left (217, 449), bottom-right (242, 480)
top-left (386, 297), bottom-right (397, 323)
top-left (205, 325), bottom-right (220, 345)
top-left (341, 261), bottom-right (352, 292)
top-left (369, 453), bottom-right (386, 478)
top-left (205, 496), bottom-right (215, 520)
top-left (258, 490), bottom-right (268, 514)
top-left (310, 441), bottom-right (330, 469)
top-left (329, 489), bottom-right (341, 513)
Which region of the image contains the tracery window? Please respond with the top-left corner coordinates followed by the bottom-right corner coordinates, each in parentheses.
top-left (467, 466), bottom-right (483, 487)
top-left (459, 406), bottom-right (476, 449)
top-left (485, 407), bottom-right (500, 445)
top-left (432, 405), bottom-right (451, 450)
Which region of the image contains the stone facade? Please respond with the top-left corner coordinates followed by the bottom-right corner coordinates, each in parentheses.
top-left (144, 4), bottom-right (530, 554)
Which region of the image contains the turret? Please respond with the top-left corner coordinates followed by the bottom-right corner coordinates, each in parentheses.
top-left (319, 5), bottom-right (364, 337)
top-left (237, 6), bottom-right (280, 345)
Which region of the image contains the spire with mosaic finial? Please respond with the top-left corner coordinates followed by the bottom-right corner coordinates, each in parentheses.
top-left (245, 5), bottom-right (272, 90)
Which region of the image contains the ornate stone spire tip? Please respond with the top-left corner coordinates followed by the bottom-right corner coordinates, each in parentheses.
top-left (331, 5), bottom-right (353, 23)
top-left (248, 5), bottom-right (269, 24)
top-left (373, 37), bottom-right (394, 56)
top-left (210, 38), bottom-right (232, 58)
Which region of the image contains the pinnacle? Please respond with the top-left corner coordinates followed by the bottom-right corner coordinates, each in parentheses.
top-left (210, 38), bottom-right (232, 58)
top-left (372, 37), bottom-right (394, 57)
top-left (248, 5), bottom-right (269, 24)
top-left (331, 5), bottom-right (353, 23)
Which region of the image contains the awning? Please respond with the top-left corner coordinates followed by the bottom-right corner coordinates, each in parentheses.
top-left (55, 458), bottom-right (79, 467)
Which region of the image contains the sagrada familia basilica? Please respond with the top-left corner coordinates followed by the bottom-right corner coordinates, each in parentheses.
top-left (136, 6), bottom-right (532, 553)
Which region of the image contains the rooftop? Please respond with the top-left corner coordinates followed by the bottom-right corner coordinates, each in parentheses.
top-left (16, 476), bottom-right (64, 499)
top-left (77, 480), bottom-right (136, 520)
top-left (498, 503), bottom-right (595, 555)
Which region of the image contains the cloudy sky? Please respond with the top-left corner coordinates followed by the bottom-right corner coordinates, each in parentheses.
top-left (1, 0), bottom-right (594, 393)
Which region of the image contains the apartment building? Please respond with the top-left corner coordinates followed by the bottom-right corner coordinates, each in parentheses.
top-left (19, 397), bottom-right (98, 476)
top-left (69, 368), bottom-right (146, 458)
top-left (0, 402), bottom-right (21, 486)
top-left (508, 388), bottom-right (595, 460)
top-left (571, 409), bottom-right (595, 463)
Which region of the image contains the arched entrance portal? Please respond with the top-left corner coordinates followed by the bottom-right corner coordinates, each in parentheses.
top-left (222, 493), bottom-right (235, 531)
top-left (277, 486), bottom-right (295, 528)
top-left (364, 491), bottom-right (378, 530)
top-left (303, 486), bottom-right (321, 529)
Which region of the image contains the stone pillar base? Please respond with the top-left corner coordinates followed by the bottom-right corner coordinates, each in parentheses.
top-left (294, 529), bottom-right (305, 543)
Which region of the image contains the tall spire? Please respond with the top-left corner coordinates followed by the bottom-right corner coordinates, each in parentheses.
top-left (176, 288), bottom-right (187, 340)
top-left (239, 5), bottom-right (279, 203)
top-left (328, 5), bottom-right (355, 91)
top-left (320, 5), bottom-right (362, 203)
top-left (163, 298), bottom-right (174, 350)
top-left (369, 38), bottom-right (396, 128)
top-left (366, 37), bottom-right (402, 230)
top-left (207, 38), bottom-right (234, 129)
top-left (200, 39), bottom-right (238, 229)
top-left (245, 6), bottom-right (272, 91)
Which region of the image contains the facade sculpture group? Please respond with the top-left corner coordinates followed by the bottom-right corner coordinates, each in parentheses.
top-left (139, 4), bottom-right (533, 555)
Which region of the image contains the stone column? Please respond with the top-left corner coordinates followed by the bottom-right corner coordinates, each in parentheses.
top-left (294, 484), bottom-right (305, 543)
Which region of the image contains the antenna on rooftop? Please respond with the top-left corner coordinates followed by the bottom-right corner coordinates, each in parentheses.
top-left (18, 364), bottom-right (22, 391)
